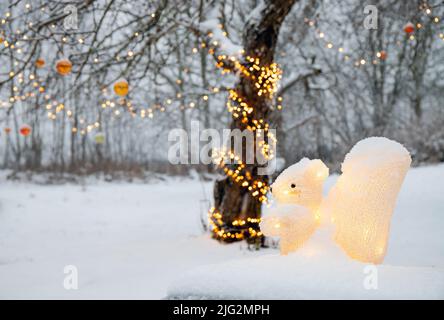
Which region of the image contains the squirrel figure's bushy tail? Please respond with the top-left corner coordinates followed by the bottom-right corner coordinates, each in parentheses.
top-left (324, 137), bottom-right (411, 264)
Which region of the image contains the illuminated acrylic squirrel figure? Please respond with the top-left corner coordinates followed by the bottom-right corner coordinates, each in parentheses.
top-left (260, 137), bottom-right (411, 264)
top-left (260, 158), bottom-right (329, 255)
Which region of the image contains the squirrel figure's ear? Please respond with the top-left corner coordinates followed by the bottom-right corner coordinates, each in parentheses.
top-left (306, 159), bottom-right (329, 181)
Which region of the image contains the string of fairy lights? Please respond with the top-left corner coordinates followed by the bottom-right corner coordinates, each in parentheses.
top-left (302, 3), bottom-right (443, 68)
top-left (0, 4), bottom-right (225, 139)
top-left (195, 22), bottom-right (284, 241)
top-left (208, 207), bottom-right (262, 241)
top-left (214, 34), bottom-right (281, 189)
top-left (0, 45), bottom-right (225, 135)
top-left (1, 1), bottom-right (441, 139)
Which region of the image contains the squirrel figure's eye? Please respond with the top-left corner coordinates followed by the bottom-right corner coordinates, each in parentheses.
top-left (290, 183), bottom-right (296, 188)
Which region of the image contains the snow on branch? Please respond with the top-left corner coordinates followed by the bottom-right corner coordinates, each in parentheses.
top-left (199, 5), bottom-right (243, 57)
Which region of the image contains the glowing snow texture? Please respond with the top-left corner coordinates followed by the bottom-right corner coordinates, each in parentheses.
top-left (260, 205), bottom-right (318, 255)
top-left (328, 137), bottom-right (411, 264)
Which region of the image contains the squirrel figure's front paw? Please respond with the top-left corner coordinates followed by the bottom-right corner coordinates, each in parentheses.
top-left (260, 204), bottom-right (318, 255)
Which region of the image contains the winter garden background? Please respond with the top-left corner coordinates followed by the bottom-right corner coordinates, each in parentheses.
top-left (0, 0), bottom-right (443, 299)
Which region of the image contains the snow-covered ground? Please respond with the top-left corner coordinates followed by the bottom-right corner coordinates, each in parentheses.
top-left (0, 173), bottom-right (264, 299)
top-left (1, 165), bottom-right (444, 299)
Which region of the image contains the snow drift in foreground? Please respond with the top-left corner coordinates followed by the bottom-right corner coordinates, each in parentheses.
top-left (167, 225), bottom-right (444, 299)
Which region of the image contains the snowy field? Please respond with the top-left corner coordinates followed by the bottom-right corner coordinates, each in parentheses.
top-left (1, 164), bottom-right (444, 299)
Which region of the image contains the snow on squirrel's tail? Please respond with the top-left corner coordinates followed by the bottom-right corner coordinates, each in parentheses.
top-left (325, 137), bottom-right (411, 264)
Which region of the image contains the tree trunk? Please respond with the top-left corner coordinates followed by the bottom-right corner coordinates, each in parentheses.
top-left (212, 0), bottom-right (297, 244)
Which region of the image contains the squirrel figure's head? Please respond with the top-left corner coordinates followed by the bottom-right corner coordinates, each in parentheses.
top-left (270, 158), bottom-right (329, 212)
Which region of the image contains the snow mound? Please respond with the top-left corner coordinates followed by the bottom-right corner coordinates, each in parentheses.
top-left (167, 226), bottom-right (444, 300)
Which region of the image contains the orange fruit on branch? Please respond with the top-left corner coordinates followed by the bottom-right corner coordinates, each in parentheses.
top-left (403, 22), bottom-right (415, 34)
top-left (35, 58), bottom-right (45, 68)
top-left (56, 59), bottom-right (72, 76)
top-left (19, 124), bottom-right (31, 137)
